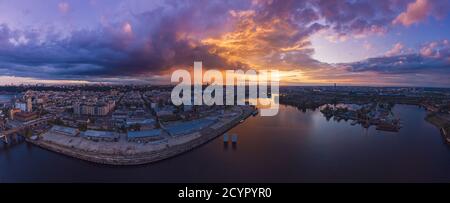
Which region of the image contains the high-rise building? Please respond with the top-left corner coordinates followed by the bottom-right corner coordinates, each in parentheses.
top-left (73, 100), bottom-right (115, 116)
top-left (0, 118), bottom-right (5, 130)
top-left (15, 101), bottom-right (27, 112)
top-left (82, 105), bottom-right (95, 115)
top-left (26, 97), bottom-right (32, 112)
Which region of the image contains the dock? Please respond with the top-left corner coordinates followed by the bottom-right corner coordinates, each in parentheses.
top-left (223, 134), bottom-right (229, 143)
top-left (0, 134), bottom-right (8, 144)
top-left (231, 134), bottom-right (238, 143)
top-left (27, 106), bottom-right (254, 165)
top-left (441, 127), bottom-right (450, 143)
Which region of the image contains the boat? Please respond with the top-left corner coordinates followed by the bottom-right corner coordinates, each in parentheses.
top-left (239, 119), bottom-right (244, 123)
top-left (223, 134), bottom-right (229, 143)
top-left (350, 120), bottom-right (358, 126)
top-left (231, 134), bottom-right (238, 143)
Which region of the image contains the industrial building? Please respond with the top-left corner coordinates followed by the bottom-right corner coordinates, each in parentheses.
top-left (82, 130), bottom-right (120, 142)
top-left (127, 129), bottom-right (162, 143)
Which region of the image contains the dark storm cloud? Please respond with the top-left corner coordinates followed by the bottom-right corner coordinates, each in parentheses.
top-left (344, 54), bottom-right (450, 75)
top-left (0, 0), bottom-right (249, 79)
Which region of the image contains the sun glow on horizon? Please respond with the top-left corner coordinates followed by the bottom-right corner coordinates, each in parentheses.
top-left (0, 76), bottom-right (91, 85)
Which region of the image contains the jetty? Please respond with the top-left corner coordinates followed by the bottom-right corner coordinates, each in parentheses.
top-left (223, 134), bottom-right (229, 143)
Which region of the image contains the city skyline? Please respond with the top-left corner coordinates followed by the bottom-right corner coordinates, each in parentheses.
top-left (0, 0), bottom-right (449, 87)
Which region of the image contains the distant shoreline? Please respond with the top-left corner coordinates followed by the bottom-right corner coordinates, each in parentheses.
top-left (26, 107), bottom-right (254, 165)
top-left (2, 85), bottom-right (450, 91)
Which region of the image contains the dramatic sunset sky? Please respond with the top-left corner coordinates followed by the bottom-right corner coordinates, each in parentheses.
top-left (0, 0), bottom-right (449, 86)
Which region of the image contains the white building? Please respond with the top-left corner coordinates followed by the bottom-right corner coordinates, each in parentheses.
top-left (15, 102), bottom-right (27, 112)
top-left (26, 97), bottom-right (32, 112)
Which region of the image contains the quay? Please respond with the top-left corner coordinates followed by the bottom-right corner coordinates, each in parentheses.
top-left (26, 107), bottom-right (254, 165)
top-left (441, 127), bottom-right (450, 144)
top-left (426, 113), bottom-right (450, 144)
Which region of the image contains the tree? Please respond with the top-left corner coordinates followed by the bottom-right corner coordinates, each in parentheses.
top-left (78, 123), bottom-right (87, 131)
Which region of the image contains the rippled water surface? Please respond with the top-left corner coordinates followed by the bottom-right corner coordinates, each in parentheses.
top-left (1, 104), bottom-right (449, 182)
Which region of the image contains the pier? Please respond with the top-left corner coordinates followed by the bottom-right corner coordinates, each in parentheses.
top-left (1, 116), bottom-right (54, 144)
top-left (0, 134), bottom-right (8, 143)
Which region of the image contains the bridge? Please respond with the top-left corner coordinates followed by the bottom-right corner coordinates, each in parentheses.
top-left (0, 116), bottom-right (55, 144)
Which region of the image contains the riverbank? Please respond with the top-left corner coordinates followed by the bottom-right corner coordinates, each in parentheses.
top-left (27, 106), bottom-right (254, 165)
top-left (4, 104), bottom-right (450, 182)
top-left (425, 113), bottom-right (450, 143)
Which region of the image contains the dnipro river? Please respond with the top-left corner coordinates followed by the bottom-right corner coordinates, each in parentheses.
top-left (0, 94), bottom-right (15, 103)
top-left (1, 103), bottom-right (450, 182)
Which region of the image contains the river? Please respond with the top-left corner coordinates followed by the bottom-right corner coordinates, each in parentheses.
top-left (0, 94), bottom-right (15, 103)
top-left (1, 104), bottom-right (450, 182)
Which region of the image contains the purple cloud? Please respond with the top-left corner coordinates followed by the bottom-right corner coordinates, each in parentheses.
top-left (0, 0), bottom-right (448, 86)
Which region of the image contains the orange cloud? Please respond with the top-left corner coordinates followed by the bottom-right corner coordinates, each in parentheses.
top-left (58, 2), bottom-right (70, 14)
top-left (393, 0), bottom-right (431, 26)
top-left (201, 9), bottom-right (324, 73)
top-left (385, 43), bottom-right (405, 56)
top-left (420, 40), bottom-right (449, 58)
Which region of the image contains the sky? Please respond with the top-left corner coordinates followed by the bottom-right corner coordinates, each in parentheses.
top-left (0, 0), bottom-right (449, 87)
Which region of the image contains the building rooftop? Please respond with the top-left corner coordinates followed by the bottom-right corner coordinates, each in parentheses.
top-left (15, 111), bottom-right (37, 116)
top-left (165, 117), bottom-right (217, 136)
top-left (126, 118), bottom-right (155, 126)
top-left (127, 129), bottom-right (161, 139)
top-left (82, 130), bottom-right (119, 139)
top-left (50, 125), bottom-right (79, 136)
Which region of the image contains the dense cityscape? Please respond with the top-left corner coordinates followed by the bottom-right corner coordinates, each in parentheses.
top-left (0, 85), bottom-right (257, 164)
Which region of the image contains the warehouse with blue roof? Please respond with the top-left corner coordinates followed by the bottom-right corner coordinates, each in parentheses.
top-left (164, 117), bottom-right (217, 136)
top-left (127, 129), bottom-right (162, 143)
